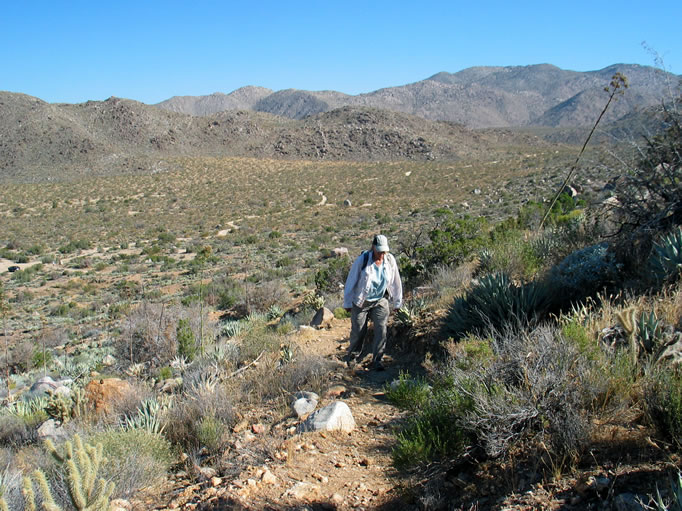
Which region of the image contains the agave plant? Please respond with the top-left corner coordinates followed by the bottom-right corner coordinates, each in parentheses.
top-left (267, 304), bottom-right (285, 320)
top-left (123, 398), bottom-right (165, 435)
top-left (637, 310), bottom-right (664, 353)
top-left (444, 273), bottom-right (552, 339)
top-left (221, 320), bottom-right (245, 339)
top-left (648, 227), bottom-right (682, 284)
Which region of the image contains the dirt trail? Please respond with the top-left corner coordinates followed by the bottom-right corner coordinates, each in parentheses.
top-left (151, 320), bottom-right (410, 511)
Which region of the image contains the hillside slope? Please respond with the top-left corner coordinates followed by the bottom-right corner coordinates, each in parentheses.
top-left (0, 92), bottom-right (527, 182)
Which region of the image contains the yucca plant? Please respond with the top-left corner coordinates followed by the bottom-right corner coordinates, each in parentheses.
top-left (267, 304), bottom-right (284, 320)
top-left (648, 227), bottom-right (682, 284)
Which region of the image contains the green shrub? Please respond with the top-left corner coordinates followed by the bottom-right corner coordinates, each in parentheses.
top-left (420, 214), bottom-right (488, 269)
top-left (333, 307), bottom-right (349, 319)
top-left (177, 318), bottom-right (197, 361)
top-left (385, 372), bottom-right (432, 411)
top-left (89, 429), bottom-right (174, 498)
top-left (646, 368), bottom-right (682, 448)
top-left (315, 256), bottom-right (351, 294)
top-left (392, 388), bottom-right (474, 468)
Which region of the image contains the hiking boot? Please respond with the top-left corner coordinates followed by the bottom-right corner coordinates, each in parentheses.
top-left (344, 355), bottom-right (357, 369)
top-left (372, 361), bottom-right (385, 372)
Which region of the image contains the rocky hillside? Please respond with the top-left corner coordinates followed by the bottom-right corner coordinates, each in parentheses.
top-left (156, 63), bottom-right (680, 128)
top-left (0, 92), bottom-right (526, 182)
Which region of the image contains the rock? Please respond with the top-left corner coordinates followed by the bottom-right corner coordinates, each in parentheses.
top-left (310, 307), bottom-right (334, 329)
top-left (332, 247), bottom-right (349, 258)
top-left (211, 477), bottom-right (222, 487)
top-left (84, 378), bottom-right (133, 415)
top-left (37, 419), bottom-right (68, 441)
top-left (156, 377), bottom-right (183, 393)
top-left (298, 401), bottom-right (355, 433)
top-left (101, 354), bottom-right (116, 366)
top-left (293, 391), bottom-right (319, 402)
top-left (233, 419), bottom-right (249, 433)
top-left (657, 331), bottom-right (682, 366)
top-left (110, 499), bottom-right (131, 511)
top-left (261, 469), bottom-right (277, 485)
top-left (324, 385), bottom-right (347, 398)
top-left (284, 481), bottom-right (320, 500)
top-left (293, 397), bottom-right (318, 418)
top-left (30, 376), bottom-right (59, 395)
top-left (331, 493), bottom-right (344, 506)
top-left (343, 199), bottom-right (352, 207)
top-left (198, 466), bottom-right (218, 480)
top-left (251, 423), bottom-right (266, 434)
top-left (613, 493), bottom-right (648, 511)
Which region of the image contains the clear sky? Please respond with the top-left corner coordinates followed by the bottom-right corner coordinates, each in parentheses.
top-left (1, 0), bottom-right (679, 105)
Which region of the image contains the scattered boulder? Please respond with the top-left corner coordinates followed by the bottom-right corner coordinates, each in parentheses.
top-left (37, 419), bottom-right (68, 441)
top-left (324, 385), bottom-right (347, 399)
top-left (297, 401), bottom-right (355, 433)
top-left (84, 378), bottom-right (133, 415)
top-left (656, 331), bottom-right (682, 366)
top-left (30, 376), bottom-right (59, 395)
top-left (310, 307), bottom-right (334, 329)
top-left (332, 247), bottom-right (348, 258)
top-left (292, 395), bottom-right (318, 418)
top-left (29, 376), bottom-right (71, 398)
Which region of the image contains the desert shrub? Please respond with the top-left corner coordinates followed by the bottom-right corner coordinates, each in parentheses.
top-left (419, 214), bottom-right (488, 270)
top-left (392, 386), bottom-right (474, 468)
top-left (315, 255), bottom-right (351, 294)
top-left (452, 326), bottom-right (595, 462)
top-left (548, 242), bottom-right (620, 308)
top-left (443, 273), bottom-right (552, 340)
top-left (89, 428), bottom-right (174, 498)
top-left (119, 302), bottom-right (215, 369)
top-left (385, 372), bottom-right (432, 411)
top-left (645, 367), bottom-right (682, 448)
top-left (0, 414), bottom-right (35, 446)
top-left (177, 318), bottom-right (197, 361)
top-left (610, 101), bottom-right (682, 269)
top-left (333, 307), bottom-right (349, 319)
top-left (244, 279), bottom-right (289, 314)
top-left (163, 384), bottom-right (236, 453)
top-left (206, 276), bottom-right (244, 311)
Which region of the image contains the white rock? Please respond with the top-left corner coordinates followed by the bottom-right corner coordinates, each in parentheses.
top-left (297, 401), bottom-right (355, 433)
top-left (293, 397), bottom-right (318, 418)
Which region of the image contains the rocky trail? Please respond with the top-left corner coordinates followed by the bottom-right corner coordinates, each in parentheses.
top-left (147, 320), bottom-right (415, 511)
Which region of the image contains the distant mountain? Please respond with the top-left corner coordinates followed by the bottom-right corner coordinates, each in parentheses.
top-left (0, 92), bottom-right (527, 182)
top-left (155, 64), bottom-right (680, 128)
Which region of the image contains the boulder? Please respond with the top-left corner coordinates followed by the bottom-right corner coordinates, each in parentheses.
top-left (332, 247), bottom-right (348, 258)
top-left (310, 307), bottom-right (334, 329)
top-left (84, 378), bottom-right (133, 415)
top-left (102, 354), bottom-right (116, 366)
top-left (297, 401), bottom-right (355, 433)
top-left (30, 376), bottom-right (59, 395)
top-left (37, 419), bottom-right (68, 441)
top-left (292, 396), bottom-right (318, 418)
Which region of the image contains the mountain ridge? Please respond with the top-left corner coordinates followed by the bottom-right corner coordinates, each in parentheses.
top-left (156, 63), bottom-right (680, 128)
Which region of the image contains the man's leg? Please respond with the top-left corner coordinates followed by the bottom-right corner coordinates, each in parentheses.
top-left (347, 303), bottom-right (369, 364)
top-left (370, 297), bottom-right (389, 368)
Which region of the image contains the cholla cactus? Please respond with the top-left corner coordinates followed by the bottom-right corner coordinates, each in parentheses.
top-left (18, 435), bottom-right (114, 511)
top-left (45, 393), bottom-right (72, 424)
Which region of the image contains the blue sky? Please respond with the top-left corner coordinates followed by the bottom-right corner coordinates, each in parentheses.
top-left (1, 1), bottom-right (679, 105)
